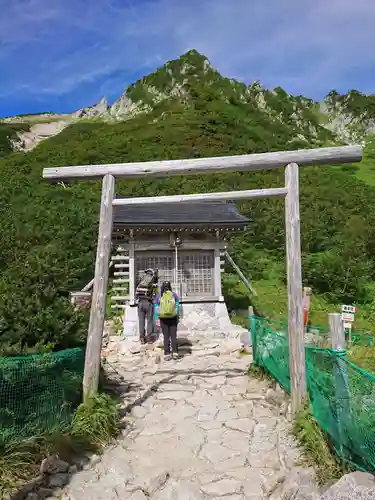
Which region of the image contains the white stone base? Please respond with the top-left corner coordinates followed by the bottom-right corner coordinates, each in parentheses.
top-left (123, 304), bottom-right (139, 338)
top-left (178, 301), bottom-right (233, 336)
top-left (122, 300), bottom-right (243, 339)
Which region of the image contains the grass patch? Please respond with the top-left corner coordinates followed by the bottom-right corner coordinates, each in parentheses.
top-left (355, 135), bottom-right (375, 187)
top-left (347, 344), bottom-right (375, 374)
top-left (248, 363), bottom-right (274, 384)
top-left (71, 393), bottom-right (119, 447)
top-left (0, 393), bottom-right (119, 498)
top-left (230, 274), bottom-right (374, 332)
top-left (230, 312), bottom-right (249, 329)
top-left (292, 405), bottom-right (342, 486)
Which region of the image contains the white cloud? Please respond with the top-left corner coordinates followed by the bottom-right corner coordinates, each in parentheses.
top-left (0, 0), bottom-right (374, 108)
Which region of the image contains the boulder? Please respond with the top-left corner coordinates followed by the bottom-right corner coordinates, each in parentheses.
top-left (40, 455), bottom-right (69, 475)
top-left (321, 471), bottom-right (375, 500)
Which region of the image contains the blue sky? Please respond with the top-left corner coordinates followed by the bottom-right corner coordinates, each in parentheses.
top-left (1, 0), bottom-right (375, 117)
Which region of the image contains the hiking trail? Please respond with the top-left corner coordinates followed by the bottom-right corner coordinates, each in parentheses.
top-left (58, 334), bottom-right (312, 500)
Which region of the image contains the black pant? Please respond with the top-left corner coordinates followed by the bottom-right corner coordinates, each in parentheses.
top-left (138, 298), bottom-right (153, 339)
top-left (160, 317), bottom-right (178, 355)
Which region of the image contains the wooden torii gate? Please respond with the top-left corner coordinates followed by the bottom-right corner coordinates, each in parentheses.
top-left (43, 145), bottom-right (362, 414)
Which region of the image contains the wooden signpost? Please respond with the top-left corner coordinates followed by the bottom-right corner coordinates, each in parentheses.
top-left (341, 304), bottom-right (357, 344)
top-left (43, 145), bottom-right (363, 411)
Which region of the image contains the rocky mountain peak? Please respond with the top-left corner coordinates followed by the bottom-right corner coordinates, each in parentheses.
top-left (109, 49), bottom-right (218, 120)
top-left (73, 96), bottom-right (109, 119)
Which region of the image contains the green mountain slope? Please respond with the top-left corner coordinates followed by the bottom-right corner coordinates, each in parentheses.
top-left (1, 50), bottom-right (375, 353)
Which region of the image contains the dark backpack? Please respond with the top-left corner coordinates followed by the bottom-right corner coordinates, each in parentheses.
top-left (136, 271), bottom-right (155, 300)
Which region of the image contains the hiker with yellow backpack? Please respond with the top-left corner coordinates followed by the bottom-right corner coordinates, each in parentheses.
top-left (154, 281), bottom-right (181, 360)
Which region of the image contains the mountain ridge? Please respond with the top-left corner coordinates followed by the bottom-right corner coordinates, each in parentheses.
top-left (1, 49), bottom-right (375, 154)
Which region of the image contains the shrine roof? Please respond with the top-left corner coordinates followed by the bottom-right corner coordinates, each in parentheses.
top-left (112, 200), bottom-right (249, 230)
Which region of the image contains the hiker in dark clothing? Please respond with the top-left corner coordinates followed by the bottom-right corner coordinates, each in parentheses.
top-left (136, 268), bottom-right (158, 344)
top-left (154, 281), bottom-right (180, 360)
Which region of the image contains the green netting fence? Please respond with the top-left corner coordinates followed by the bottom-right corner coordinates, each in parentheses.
top-left (250, 316), bottom-right (375, 474)
top-left (0, 347), bottom-right (85, 444)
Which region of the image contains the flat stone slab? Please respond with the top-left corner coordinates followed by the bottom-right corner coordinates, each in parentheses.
top-left (52, 333), bottom-right (307, 500)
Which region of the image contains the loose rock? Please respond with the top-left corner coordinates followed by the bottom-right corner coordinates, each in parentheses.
top-left (48, 473), bottom-right (70, 488)
top-left (40, 455), bottom-right (69, 475)
top-left (265, 387), bottom-right (286, 406)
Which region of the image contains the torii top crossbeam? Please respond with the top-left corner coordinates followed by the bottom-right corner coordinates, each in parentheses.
top-left (42, 145), bottom-right (362, 181)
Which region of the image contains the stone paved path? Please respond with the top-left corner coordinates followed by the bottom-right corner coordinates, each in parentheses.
top-left (61, 336), bottom-right (302, 500)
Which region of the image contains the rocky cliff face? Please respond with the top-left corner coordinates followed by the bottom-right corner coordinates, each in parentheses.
top-left (321, 90), bottom-right (375, 144)
top-left (73, 96), bottom-right (110, 119)
top-left (10, 120), bottom-right (72, 152)
top-left (2, 49), bottom-right (375, 154)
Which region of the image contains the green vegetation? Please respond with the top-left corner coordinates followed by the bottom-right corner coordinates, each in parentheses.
top-left (354, 135), bottom-right (375, 186)
top-left (293, 405), bottom-right (342, 485)
top-left (11, 112), bottom-right (57, 118)
top-left (0, 393), bottom-right (119, 496)
top-left (347, 344), bottom-right (375, 373)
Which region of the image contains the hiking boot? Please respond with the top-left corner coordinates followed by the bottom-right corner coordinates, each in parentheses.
top-left (164, 354), bottom-right (172, 361)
